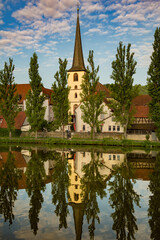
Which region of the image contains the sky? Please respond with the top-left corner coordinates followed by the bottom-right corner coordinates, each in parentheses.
top-left (0, 0), bottom-right (160, 89)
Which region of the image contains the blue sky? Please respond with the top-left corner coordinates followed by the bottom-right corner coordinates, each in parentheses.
top-left (0, 0), bottom-right (160, 89)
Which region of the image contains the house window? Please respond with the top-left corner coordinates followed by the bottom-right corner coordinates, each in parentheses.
top-left (117, 126), bottom-right (120, 131)
top-left (75, 85), bottom-right (78, 89)
top-left (83, 152), bottom-right (85, 157)
top-left (75, 175), bottom-right (78, 181)
top-left (75, 93), bottom-right (77, 98)
top-left (100, 114), bottom-right (104, 120)
top-left (74, 73), bottom-right (78, 81)
top-left (109, 155), bottom-right (111, 160)
top-left (113, 126), bottom-right (115, 131)
top-left (108, 126), bottom-right (111, 131)
top-left (83, 125), bottom-right (85, 131)
top-left (74, 193), bottom-right (79, 201)
top-left (112, 116), bottom-right (116, 122)
top-left (117, 155), bottom-right (120, 161)
top-left (113, 155), bottom-right (116, 160)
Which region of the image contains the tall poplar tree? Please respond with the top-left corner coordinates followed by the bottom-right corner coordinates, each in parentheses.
top-left (110, 42), bottom-right (137, 139)
top-left (26, 52), bottom-right (45, 139)
top-left (80, 50), bottom-right (105, 139)
top-left (0, 58), bottom-right (19, 138)
top-left (147, 27), bottom-right (160, 140)
top-left (52, 58), bottom-right (70, 139)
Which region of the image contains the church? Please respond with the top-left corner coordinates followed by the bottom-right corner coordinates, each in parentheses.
top-left (0, 7), bottom-right (157, 141)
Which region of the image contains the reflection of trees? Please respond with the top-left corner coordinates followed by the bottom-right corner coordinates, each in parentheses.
top-left (0, 151), bottom-right (22, 225)
top-left (81, 151), bottom-right (107, 239)
top-left (26, 151), bottom-right (46, 235)
top-left (148, 152), bottom-right (160, 240)
top-left (108, 160), bottom-right (140, 240)
top-left (51, 151), bottom-right (71, 230)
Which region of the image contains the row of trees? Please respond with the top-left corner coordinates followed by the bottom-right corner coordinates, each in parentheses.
top-left (0, 27), bottom-right (159, 139)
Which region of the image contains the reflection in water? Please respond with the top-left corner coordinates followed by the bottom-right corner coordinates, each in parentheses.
top-left (51, 150), bottom-right (71, 230)
top-left (0, 147), bottom-right (157, 239)
top-left (148, 152), bottom-right (160, 240)
top-left (108, 159), bottom-right (141, 240)
top-left (25, 151), bottom-right (46, 235)
top-left (0, 151), bottom-right (22, 225)
top-left (81, 151), bottom-right (107, 239)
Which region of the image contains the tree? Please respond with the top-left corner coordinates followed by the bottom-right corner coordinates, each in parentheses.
top-left (26, 52), bottom-right (45, 139)
top-left (148, 152), bottom-right (160, 239)
top-left (80, 50), bottom-right (105, 139)
top-left (81, 150), bottom-right (107, 238)
top-left (0, 58), bottom-right (19, 138)
top-left (108, 160), bottom-right (140, 240)
top-left (147, 27), bottom-right (160, 139)
top-left (26, 150), bottom-right (46, 235)
top-left (51, 150), bottom-right (71, 229)
top-left (52, 58), bottom-right (70, 139)
top-left (110, 42), bottom-right (137, 139)
top-left (0, 151), bottom-right (22, 225)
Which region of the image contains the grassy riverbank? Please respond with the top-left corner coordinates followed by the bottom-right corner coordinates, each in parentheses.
top-left (0, 136), bottom-right (160, 149)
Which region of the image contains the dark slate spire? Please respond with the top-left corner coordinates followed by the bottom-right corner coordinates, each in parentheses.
top-left (68, 7), bottom-right (85, 72)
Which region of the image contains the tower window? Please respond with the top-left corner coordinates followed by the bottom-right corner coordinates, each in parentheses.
top-left (75, 93), bottom-right (77, 98)
top-left (75, 85), bottom-right (78, 89)
top-left (74, 73), bottom-right (78, 81)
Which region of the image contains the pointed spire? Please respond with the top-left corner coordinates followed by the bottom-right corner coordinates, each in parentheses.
top-left (68, 7), bottom-right (85, 72)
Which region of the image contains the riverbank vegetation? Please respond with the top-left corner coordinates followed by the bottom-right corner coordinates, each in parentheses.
top-left (0, 136), bottom-right (160, 149)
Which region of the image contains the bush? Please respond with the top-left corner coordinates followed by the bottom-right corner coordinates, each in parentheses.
top-left (0, 128), bottom-right (21, 137)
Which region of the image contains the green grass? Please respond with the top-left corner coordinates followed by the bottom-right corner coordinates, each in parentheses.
top-left (0, 136), bottom-right (160, 149)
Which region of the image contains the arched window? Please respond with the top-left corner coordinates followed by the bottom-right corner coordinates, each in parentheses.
top-left (74, 73), bottom-right (78, 81)
top-left (74, 85), bottom-right (78, 89)
top-left (75, 93), bottom-right (77, 98)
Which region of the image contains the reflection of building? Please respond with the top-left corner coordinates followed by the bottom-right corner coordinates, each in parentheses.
top-left (127, 150), bottom-right (156, 180)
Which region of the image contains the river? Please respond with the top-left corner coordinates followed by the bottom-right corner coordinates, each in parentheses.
top-left (0, 145), bottom-right (159, 240)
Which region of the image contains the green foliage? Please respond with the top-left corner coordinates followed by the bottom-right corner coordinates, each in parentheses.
top-left (133, 84), bottom-right (148, 95)
top-left (80, 50), bottom-right (105, 139)
top-left (51, 151), bottom-right (71, 229)
top-left (81, 151), bottom-right (106, 238)
top-left (110, 42), bottom-right (137, 138)
top-left (148, 152), bottom-right (160, 239)
top-left (0, 128), bottom-right (21, 137)
top-left (0, 58), bottom-right (19, 137)
top-left (52, 58), bottom-right (70, 138)
top-left (26, 150), bottom-right (46, 235)
top-left (0, 151), bottom-right (22, 225)
top-left (147, 27), bottom-right (160, 140)
top-left (108, 160), bottom-right (140, 239)
top-left (26, 52), bottom-right (45, 138)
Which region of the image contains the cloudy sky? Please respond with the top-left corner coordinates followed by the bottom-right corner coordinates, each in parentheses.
top-left (0, 0), bottom-right (159, 89)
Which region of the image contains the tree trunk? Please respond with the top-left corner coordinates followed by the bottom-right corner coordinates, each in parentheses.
top-left (9, 130), bottom-right (12, 138)
top-left (62, 125), bottom-right (64, 139)
top-left (35, 130), bottom-right (38, 139)
top-left (91, 127), bottom-right (93, 139)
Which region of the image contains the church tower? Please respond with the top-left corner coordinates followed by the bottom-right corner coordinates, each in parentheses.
top-left (68, 7), bottom-right (86, 116)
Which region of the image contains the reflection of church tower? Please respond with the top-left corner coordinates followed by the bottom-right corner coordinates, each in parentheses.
top-left (68, 153), bottom-right (85, 240)
top-left (68, 7), bottom-right (86, 116)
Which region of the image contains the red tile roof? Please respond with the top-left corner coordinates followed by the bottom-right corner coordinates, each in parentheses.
top-left (132, 95), bottom-right (151, 106)
top-left (0, 111), bottom-right (26, 129)
top-left (96, 82), bottom-right (111, 98)
top-left (133, 106), bottom-right (149, 118)
top-left (15, 84), bottom-right (53, 104)
top-left (131, 95), bottom-right (151, 118)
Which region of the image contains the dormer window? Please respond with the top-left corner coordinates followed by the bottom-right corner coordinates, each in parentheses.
top-left (74, 73), bottom-right (78, 81)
